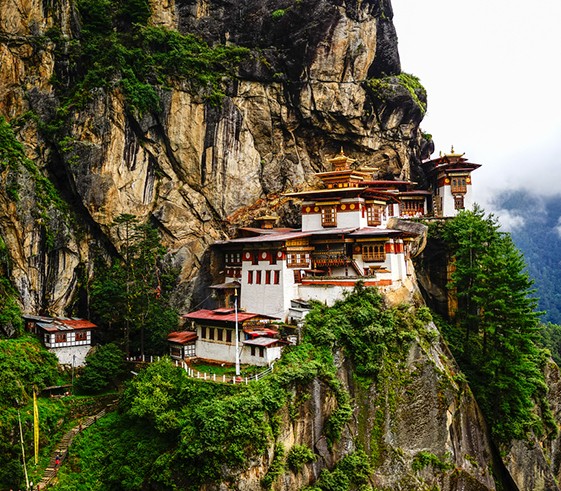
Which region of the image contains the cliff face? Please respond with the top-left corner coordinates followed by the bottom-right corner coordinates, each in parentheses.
top-left (0, 0), bottom-right (426, 314)
top-left (201, 326), bottom-right (498, 491)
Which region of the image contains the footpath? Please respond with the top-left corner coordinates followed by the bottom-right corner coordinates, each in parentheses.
top-left (37, 401), bottom-right (116, 490)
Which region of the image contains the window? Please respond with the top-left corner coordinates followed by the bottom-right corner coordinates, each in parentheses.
top-left (366, 205), bottom-right (382, 226)
top-left (201, 326), bottom-right (207, 339)
top-left (55, 332), bottom-right (67, 343)
top-left (251, 251), bottom-right (259, 265)
top-left (256, 270), bottom-right (262, 284)
top-left (451, 177), bottom-right (467, 194)
top-left (274, 270), bottom-right (280, 284)
top-left (208, 328), bottom-right (215, 340)
top-left (248, 270), bottom-right (253, 284)
top-left (226, 330), bottom-right (232, 343)
top-left (185, 344), bottom-right (196, 357)
top-left (321, 206), bottom-right (337, 227)
top-left (217, 329), bottom-right (223, 341)
top-left (454, 195), bottom-right (465, 210)
top-left (265, 270), bottom-right (271, 284)
top-left (259, 347), bottom-right (265, 357)
top-left (270, 252), bottom-right (277, 265)
top-left (75, 331), bottom-right (88, 341)
top-left (251, 346), bottom-right (256, 356)
top-left (287, 253), bottom-right (309, 268)
top-left (170, 346), bottom-right (182, 358)
top-left (362, 244), bottom-right (386, 262)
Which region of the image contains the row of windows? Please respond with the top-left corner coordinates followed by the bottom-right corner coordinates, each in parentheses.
top-left (362, 244), bottom-right (386, 262)
top-left (321, 205), bottom-right (387, 227)
top-left (200, 326), bottom-right (234, 343)
top-left (451, 177), bottom-right (468, 194)
top-left (287, 252), bottom-right (310, 268)
top-left (51, 331), bottom-right (89, 343)
top-left (225, 252), bottom-right (242, 264)
top-left (248, 270), bottom-right (281, 285)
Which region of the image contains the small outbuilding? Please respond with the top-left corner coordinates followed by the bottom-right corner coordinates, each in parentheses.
top-left (23, 315), bottom-right (97, 366)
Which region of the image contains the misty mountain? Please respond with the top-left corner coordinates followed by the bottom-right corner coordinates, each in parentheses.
top-left (492, 191), bottom-right (561, 324)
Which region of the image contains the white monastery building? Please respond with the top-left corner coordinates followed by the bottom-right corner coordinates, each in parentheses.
top-left (175, 148), bottom-right (481, 365)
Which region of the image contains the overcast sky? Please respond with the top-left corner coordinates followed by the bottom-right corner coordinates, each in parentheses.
top-left (392, 0), bottom-right (561, 216)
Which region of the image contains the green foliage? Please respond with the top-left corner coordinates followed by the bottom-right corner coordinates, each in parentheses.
top-left (437, 207), bottom-right (552, 442)
top-left (306, 450), bottom-right (372, 491)
top-left (45, 0), bottom-right (249, 119)
top-left (0, 116), bottom-right (66, 213)
top-left (0, 336), bottom-right (61, 489)
top-left (537, 322), bottom-right (561, 365)
top-left (366, 72), bottom-right (427, 114)
top-left (90, 214), bottom-right (179, 355)
top-left (262, 443), bottom-right (285, 489)
top-left (0, 277), bottom-right (24, 336)
top-left (0, 336), bottom-right (59, 405)
top-left (411, 451), bottom-right (453, 472)
top-left (272, 9), bottom-right (286, 19)
top-left (304, 284), bottom-right (416, 378)
top-left (287, 444), bottom-right (316, 472)
top-left (75, 343), bottom-right (126, 394)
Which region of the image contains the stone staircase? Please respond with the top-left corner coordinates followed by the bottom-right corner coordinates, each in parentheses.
top-left (37, 403), bottom-right (115, 489)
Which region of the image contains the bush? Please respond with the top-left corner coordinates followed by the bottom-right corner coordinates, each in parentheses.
top-left (76, 343), bottom-right (125, 394)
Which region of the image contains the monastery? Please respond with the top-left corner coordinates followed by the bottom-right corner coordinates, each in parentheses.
top-left (171, 149), bottom-right (481, 366)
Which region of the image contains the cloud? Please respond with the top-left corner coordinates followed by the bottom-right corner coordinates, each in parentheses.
top-left (495, 210), bottom-right (526, 232)
top-left (393, 0), bottom-right (561, 206)
top-left (556, 217), bottom-right (561, 238)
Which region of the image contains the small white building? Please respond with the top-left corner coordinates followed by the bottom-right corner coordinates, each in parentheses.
top-left (167, 330), bottom-right (197, 360)
top-left (24, 315), bottom-right (97, 366)
top-left (421, 148), bottom-right (481, 217)
top-left (182, 308), bottom-right (283, 367)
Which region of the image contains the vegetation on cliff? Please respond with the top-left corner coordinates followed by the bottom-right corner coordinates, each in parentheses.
top-left (46, 0), bottom-right (249, 120)
top-left (54, 286), bottom-right (427, 490)
top-left (432, 208), bottom-right (555, 442)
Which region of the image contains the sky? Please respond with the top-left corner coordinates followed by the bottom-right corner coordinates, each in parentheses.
top-left (392, 0), bottom-right (561, 224)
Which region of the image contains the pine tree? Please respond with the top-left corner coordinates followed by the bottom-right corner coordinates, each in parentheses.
top-left (440, 207), bottom-right (551, 441)
top-left (90, 214), bottom-right (178, 356)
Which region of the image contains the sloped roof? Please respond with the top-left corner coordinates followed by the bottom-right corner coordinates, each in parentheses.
top-left (242, 337), bottom-right (280, 347)
top-left (183, 309), bottom-right (279, 322)
top-left (167, 331), bottom-right (198, 344)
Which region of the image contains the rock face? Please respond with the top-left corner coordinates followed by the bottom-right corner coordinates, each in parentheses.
top-left (206, 326), bottom-right (498, 491)
top-left (0, 0), bottom-right (426, 314)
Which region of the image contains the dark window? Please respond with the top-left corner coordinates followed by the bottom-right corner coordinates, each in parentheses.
top-left (251, 346), bottom-right (256, 356)
top-left (265, 270), bottom-right (271, 284)
top-left (201, 326), bottom-right (207, 339)
top-left (226, 330), bottom-right (232, 343)
top-left (55, 332), bottom-right (67, 343)
top-left (454, 195), bottom-right (465, 210)
top-left (209, 328), bottom-right (215, 340)
top-left (217, 329), bottom-right (223, 341)
top-left (75, 331), bottom-right (88, 341)
top-left (256, 270), bottom-right (262, 284)
top-left (252, 251), bottom-right (259, 265)
top-left (248, 270), bottom-right (253, 284)
top-left (321, 206), bottom-right (337, 227)
top-left (367, 205), bottom-right (382, 226)
top-left (274, 270), bottom-right (280, 284)
top-left (259, 347), bottom-right (265, 357)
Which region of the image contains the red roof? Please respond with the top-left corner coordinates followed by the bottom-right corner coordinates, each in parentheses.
top-left (167, 331), bottom-right (198, 344)
top-left (183, 309), bottom-right (278, 322)
top-left (59, 319), bottom-right (97, 330)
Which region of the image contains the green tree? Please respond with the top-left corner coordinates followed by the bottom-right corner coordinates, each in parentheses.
top-left (440, 207), bottom-right (550, 441)
top-left (90, 215), bottom-right (178, 356)
top-left (76, 343), bottom-right (125, 394)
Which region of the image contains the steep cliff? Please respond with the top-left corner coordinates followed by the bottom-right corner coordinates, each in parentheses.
top-left (0, 0), bottom-right (427, 314)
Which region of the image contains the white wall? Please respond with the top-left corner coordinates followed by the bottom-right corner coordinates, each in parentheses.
top-left (50, 345), bottom-right (93, 367)
top-left (240, 260), bottom-right (296, 319)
